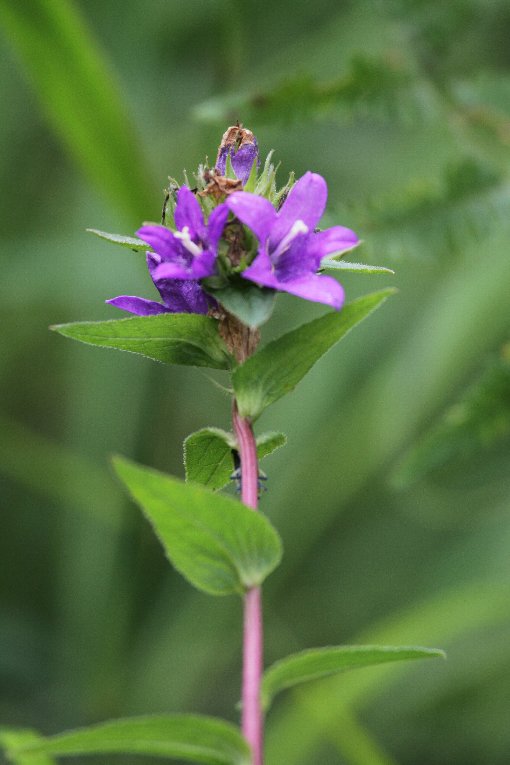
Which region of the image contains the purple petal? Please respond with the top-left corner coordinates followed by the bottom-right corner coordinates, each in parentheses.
top-left (216, 146), bottom-right (229, 176)
top-left (308, 226), bottom-right (359, 267)
top-left (157, 279), bottom-right (210, 314)
top-left (270, 172), bottom-right (327, 249)
top-left (106, 296), bottom-right (170, 316)
top-left (174, 186), bottom-right (206, 240)
top-left (226, 192), bottom-right (277, 245)
top-left (206, 203), bottom-right (229, 250)
top-left (231, 140), bottom-right (259, 184)
top-left (242, 253), bottom-right (344, 309)
top-left (242, 250), bottom-right (280, 289)
top-left (153, 248), bottom-right (216, 281)
top-left (275, 273), bottom-right (345, 310)
top-left (216, 133), bottom-right (259, 184)
top-left (136, 225), bottom-right (181, 262)
top-left (273, 233), bottom-right (316, 280)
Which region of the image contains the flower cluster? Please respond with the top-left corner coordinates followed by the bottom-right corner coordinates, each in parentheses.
top-left (108, 129), bottom-right (358, 317)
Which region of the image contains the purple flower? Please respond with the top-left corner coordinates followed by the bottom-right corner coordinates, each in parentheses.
top-left (216, 126), bottom-right (259, 185)
top-left (225, 172), bottom-right (358, 309)
top-left (107, 186), bottom-right (229, 316)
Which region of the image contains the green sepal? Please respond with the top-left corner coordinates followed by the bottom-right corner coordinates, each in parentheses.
top-left (184, 428), bottom-right (287, 491)
top-left (86, 228), bottom-right (149, 251)
top-left (206, 279), bottom-right (276, 329)
top-left (321, 259), bottom-right (395, 275)
top-left (261, 645), bottom-right (446, 710)
top-left (51, 314), bottom-right (233, 370)
top-left (112, 456), bottom-right (282, 595)
top-left (224, 152), bottom-right (237, 180)
top-left (233, 288), bottom-right (396, 418)
top-left (242, 157), bottom-right (260, 192)
top-left (2, 716), bottom-right (251, 765)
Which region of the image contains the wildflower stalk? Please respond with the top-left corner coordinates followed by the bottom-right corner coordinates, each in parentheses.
top-left (233, 400), bottom-right (264, 765)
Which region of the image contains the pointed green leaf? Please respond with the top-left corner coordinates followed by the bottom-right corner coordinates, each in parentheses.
top-left (113, 456), bottom-right (282, 595)
top-left (256, 431), bottom-right (288, 459)
top-left (233, 289), bottom-right (396, 418)
top-left (87, 228), bottom-right (149, 252)
top-left (321, 260), bottom-right (395, 275)
top-left (184, 429), bottom-right (287, 491)
top-left (0, 729), bottom-right (57, 765)
top-left (4, 716), bottom-right (251, 765)
top-left (184, 428), bottom-right (236, 491)
top-left (262, 645), bottom-right (445, 710)
top-left (51, 314), bottom-right (232, 370)
top-left (207, 283), bottom-right (276, 329)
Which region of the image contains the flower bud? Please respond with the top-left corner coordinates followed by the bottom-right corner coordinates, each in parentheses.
top-left (215, 125), bottom-right (259, 185)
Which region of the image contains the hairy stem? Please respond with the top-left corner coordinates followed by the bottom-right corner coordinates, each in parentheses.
top-left (233, 401), bottom-right (263, 765)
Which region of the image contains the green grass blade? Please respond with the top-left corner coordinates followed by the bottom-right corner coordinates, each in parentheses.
top-left (0, 0), bottom-right (155, 218)
top-left (0, 729), bottom-right (57, 765)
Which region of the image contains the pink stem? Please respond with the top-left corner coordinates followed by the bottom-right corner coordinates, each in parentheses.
top-left (233, 402), bottom-right (263, 765)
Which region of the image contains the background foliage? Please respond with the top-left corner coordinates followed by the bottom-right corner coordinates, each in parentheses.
top-left (1, 1), bottom-right (509, 763)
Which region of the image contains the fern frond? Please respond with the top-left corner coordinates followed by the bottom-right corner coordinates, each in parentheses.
top-left (332, 157), bottom-right (510, 260)
top-left (194, 54), bottom-right (439, 127)
top-left (392, 347), bottom-right (510, 487)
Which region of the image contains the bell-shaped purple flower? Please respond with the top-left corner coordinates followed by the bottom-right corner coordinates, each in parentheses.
top-left (215, 125), bottom-right (259, 185)
top-left (225, 172), bottom-right (358, 310)
top-left (107, 186), bottom-right (229, 316)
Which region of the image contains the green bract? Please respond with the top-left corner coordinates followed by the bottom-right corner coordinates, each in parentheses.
top-left (233, 289), bottom-right (396, 418)
top-left (86, 228), bottom-right (149, 251)
top-left (204, 282), bottom-right (277, 329)
top-left (51, 314), bottom-right (232, 369)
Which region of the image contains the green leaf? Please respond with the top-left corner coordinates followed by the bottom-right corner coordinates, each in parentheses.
top-left (256, 431), bottom-right (288, 459)
top-left (51, 314), bottom-right (232, 370)
top-left (112, 456), bottom-right (282, 595)
top-left (184, 429), bottom-right (287, 491)
top-left (233, 289), bottom-right (396, 418)
top-left (0, 729), bottom-right (57, 765)
top-left (0, 1), bottom-right (154, 219)
top-left (261, 645), bottom-right (445, 710)
top-left (86, 228), bottom-right (149, 252)
top-left (184, 428), bottom-right (237, 491)
top-left (321, 259), bottom-right (395, 275)
top-left (207, 282), bottom-right (276, 329)
top-left (4, 716), bottom-right (251, 765)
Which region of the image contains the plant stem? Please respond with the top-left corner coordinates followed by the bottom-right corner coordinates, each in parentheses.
top-left (233, 401), bottom-right (263, 765)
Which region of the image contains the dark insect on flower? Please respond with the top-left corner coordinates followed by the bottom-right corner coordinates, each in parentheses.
top-left (230, 450), bottom-right (267, 496)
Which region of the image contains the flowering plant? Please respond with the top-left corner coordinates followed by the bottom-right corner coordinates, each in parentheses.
top-left (1, 126), bottom-right (444, 765)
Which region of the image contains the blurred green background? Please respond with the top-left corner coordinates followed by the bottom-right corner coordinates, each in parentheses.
top-left (1, 1), bottom-right (510, 763)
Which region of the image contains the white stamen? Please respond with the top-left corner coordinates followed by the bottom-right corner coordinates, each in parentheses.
top-left (272, 219), bottom-right (309, 259)
top-left (174, 226), bottom-right (203, 258)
